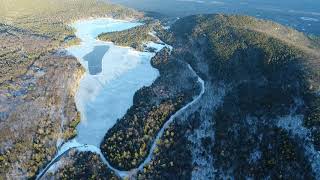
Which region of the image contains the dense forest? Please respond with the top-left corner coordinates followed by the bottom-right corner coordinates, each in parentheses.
top-left (97, 14), bottom-right (320, 178)
top-left (100, 47), bottom-right (201, 170)
top-left (160, 14), bottom-right (320, 178)
top-left (98, 22), bottom-right (160, 51)
top-left (1, 0), bottom-right (320, 178)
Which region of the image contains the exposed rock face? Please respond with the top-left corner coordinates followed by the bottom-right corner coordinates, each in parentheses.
top-left (0, 24), bottom-right (85, 178)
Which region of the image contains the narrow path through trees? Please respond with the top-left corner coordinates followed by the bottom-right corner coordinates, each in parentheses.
top-left (36, 62), bottom-right (205, 180)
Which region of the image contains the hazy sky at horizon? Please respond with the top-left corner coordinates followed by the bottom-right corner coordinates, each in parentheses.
top-left (108, 0), bottom-right (320, 34)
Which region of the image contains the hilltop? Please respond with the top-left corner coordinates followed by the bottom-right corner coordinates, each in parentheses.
top-left (97, 14), bottom-right (320, 179)
top-left (1, 1), bottom-right (320, 178)
top-left (149, 14), bottom-right (320, 179)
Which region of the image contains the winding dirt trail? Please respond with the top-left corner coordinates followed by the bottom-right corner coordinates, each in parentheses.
top-left (36, 62), bottom-right (205, 179)
top-left (36, 17), bottom-right (205, 179)
top-left (136, 64), bottom-right (205, 172)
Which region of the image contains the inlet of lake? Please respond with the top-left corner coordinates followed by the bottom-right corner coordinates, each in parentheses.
top-left (37, 18), bottom-right (168, 178)
top-left (67, 18), bottom-right (162, 147)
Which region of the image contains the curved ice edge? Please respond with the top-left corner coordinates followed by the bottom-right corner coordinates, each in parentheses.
top-left (36, 18), bottom-right (203, 179)
top-left (136, 64), bottom-right (205, 171)
top-left (36, 139), bottom-right (131, 179)
top-left (37, 63), bottom-right (205, 180)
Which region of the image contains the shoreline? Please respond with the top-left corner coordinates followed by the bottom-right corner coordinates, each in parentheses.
top-left (37, 17), bottom-right (163, 179)
top-left (37, 16), bottom-right (205, 180)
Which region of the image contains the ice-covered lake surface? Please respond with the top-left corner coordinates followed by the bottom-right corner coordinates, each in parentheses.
top-left (83, 45), bottom-right (109, 75)
top-left (67, 18), bottom-right (160, 147)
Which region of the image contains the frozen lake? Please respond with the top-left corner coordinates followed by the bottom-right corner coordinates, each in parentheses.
top-left (36, 18), bottom-right (168, 179)
top-left (83, 45), bottom-right (109, 75)
top-left (67, 18), bottom-right (160, 147)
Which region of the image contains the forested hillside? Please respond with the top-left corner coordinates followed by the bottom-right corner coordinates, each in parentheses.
top-left (150, 14), bottom-right (320, 179)
top-left (0, 0), bottom-right (141, 178)
top-left (1, 0), bottom-right (320, 178)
